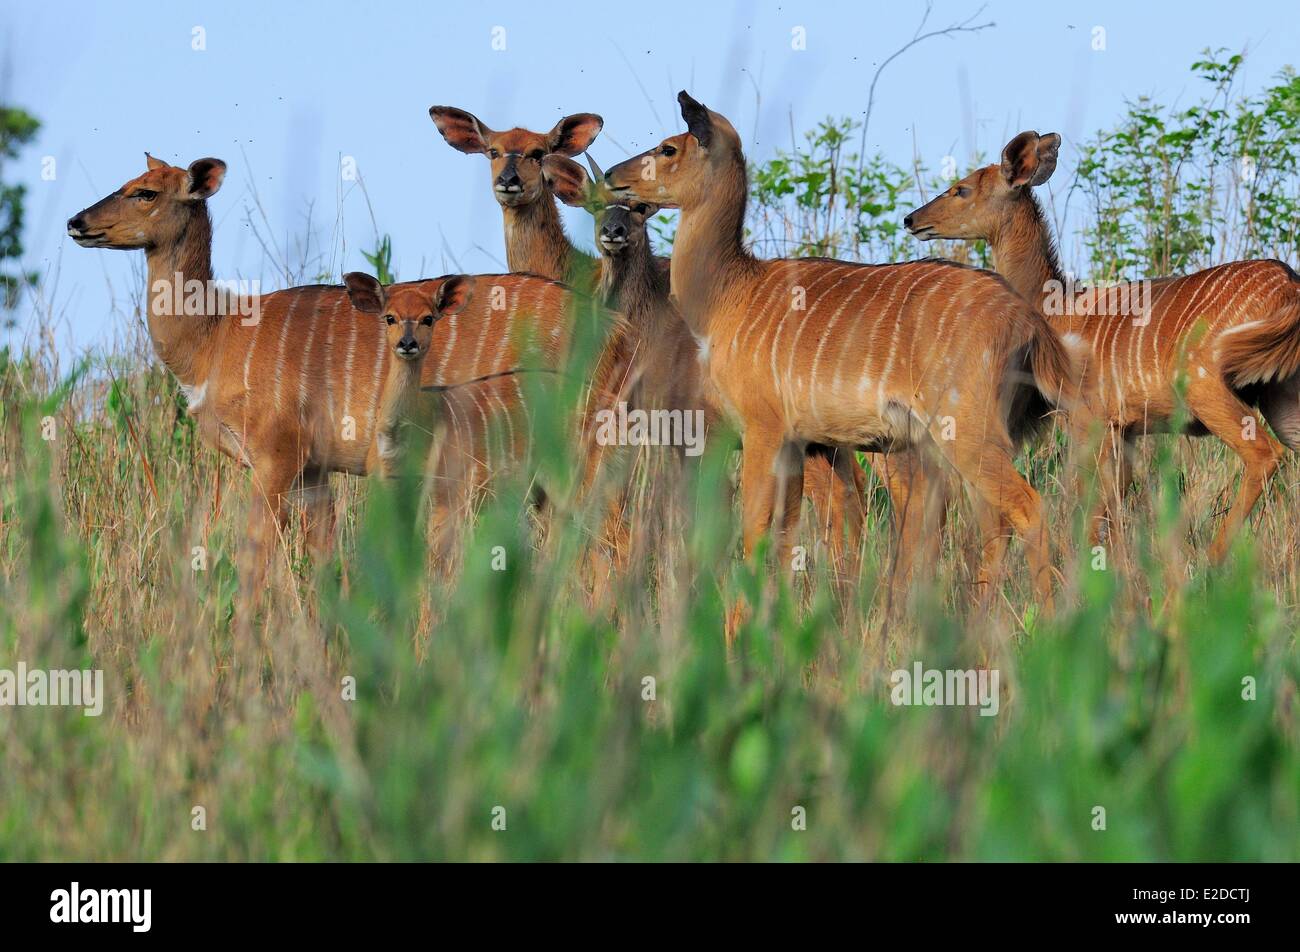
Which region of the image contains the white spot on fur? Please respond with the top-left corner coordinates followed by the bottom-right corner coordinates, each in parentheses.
top-left (1219, 320), bottom-right (1263, 337)
top-left (180, 381), bottom-right (207, 412)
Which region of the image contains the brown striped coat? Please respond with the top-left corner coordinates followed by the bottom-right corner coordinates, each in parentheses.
top-left (605, 93), bottom-right (1072, 605)
top-left (905, 130), bottom-right (1300, 559)
top-left (67, 155), bottom-right (584, 594)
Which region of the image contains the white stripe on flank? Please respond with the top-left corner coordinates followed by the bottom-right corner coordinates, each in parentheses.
top-left (743, 264), bottom-right (800, 361)
top-left (925, 271), bottom-right (962, 391)
top-left (487, 385), bottom-right (513, 464)
top-left (878, 267), bottom-right (939, 407)
top-left (1165, 270), bottom-right (1220, 343)
top-left (1131, 280), bottom-right (1151, 395)
top-left (1141, 280), bottom-right (1179, 390)
top-left (492, 281), bottom-right (529, 372)
top-left (1108, 313), bottom-right (1124, 415)
top-left (325, 295), bottom-right (340, 429)
top-left (771, 265), bottom-right (849, 409)
top-left (810, 269), bottom-right (880, 419)
top-left (1085, 294), bottom-right (1109, 398)
top-left (493, 385), bottom-right (517, 457)
top-left (1206, 266), bottom-right (1258, 332)
top-left (742, 262), bottom-right (800, 358)
top-left (1212, 264), bottom-right (1273, 337)
top-left (243, 303), bottom-right (265, 391)
top-left (470, 387), bottom-right (492, 470)
top-left (468, 294), bottom-right (493, 378)
top-left (365, 321), bottom-right (386, 439)
top-left (1126, 278), bottom-right (1170, 397)
top-left (786, 265), bottom-right (856, 396)
top-left (436, 309), bottom-right (459, 384)
top-left (1179, 268), bottom-right (1248, 377)
top-left (854, 265), bottom-right (924, 395)
top-left (298, 294), bottom-right (322, 416)
top-left (444, 393), bottom-right (465, 455)
top-left (272, 290), bottom-right (301, 412)
top-left (343, 308), bottom-right (359, 418)
top-left (512, 375), bottom-right (531, 453)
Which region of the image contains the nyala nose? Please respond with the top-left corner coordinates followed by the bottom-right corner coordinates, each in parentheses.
top-left (602, 223), bottom-right (627, 241)
top-left (903, 213), bottom-right (915, 229)
top-left (496, 170), bottom-right (521, 189)
top-left (397, 336), bottom-right (419, 354)
top-left (67, 215), bottom-right (86, 232)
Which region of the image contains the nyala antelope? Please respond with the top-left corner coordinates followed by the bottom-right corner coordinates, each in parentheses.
top-left (66, 154), bottom-right (583, 594)
top-left (605, 93), bottom-right (1075, 606)
top-left (431, 106), bottom-right (866, 565)
top-left (430, 106), bottom-right (605, 287)
top-left (543, 152), bottom-right (870, 562)
top-left (906, 130), bottom-right (1300, 560)
top-left (543, 153), bottom-right (701, 414)
top-left (342, 272), bottom-right (475, 478)
top-left (343, 272), bottom-right (528, 547)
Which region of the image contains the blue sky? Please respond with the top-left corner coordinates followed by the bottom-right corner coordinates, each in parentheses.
top-left (4, 0), bottom-right (1299, 354)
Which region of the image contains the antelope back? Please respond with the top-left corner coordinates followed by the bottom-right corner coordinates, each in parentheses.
top-left (708, 258), bottom-right (1045, 449)
top-left (199, 273), bottom-right (579, 476)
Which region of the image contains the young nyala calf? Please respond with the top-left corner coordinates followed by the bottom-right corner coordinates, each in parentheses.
top-left (342, 272), bottom-right (474, 478)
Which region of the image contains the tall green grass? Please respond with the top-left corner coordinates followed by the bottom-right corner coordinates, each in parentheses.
top-left (1, 312), bottom-right (1296, 861)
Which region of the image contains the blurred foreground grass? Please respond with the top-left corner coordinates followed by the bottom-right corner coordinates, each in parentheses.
top-left (0, 330), bottom-right (1297, 862)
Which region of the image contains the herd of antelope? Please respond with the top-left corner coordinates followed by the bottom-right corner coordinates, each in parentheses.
top-left (65, 91), bottom-right (1300, 615)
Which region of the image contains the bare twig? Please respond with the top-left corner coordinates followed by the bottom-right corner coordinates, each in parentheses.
top-left (853, 2), bottom-right (995, 232)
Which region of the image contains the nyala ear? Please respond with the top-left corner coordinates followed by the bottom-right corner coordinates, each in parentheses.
top-left (434, 274), bottom-right (474, 317)
top-left (145, 152), bottom-right (169, 171)
top-left (1031, 132), bottom-right (1061, 186)
top-left (186, 158), bottom-right (226, 200)
top-left (429, 106), bottom-right (493, 155)
top-left (1001, 131), bottom-right (1060, 188)
top-left (546, 113), bottom-right (603, 157)
top-left (677, 90), bottom-right (713, 149)
top-left (343, 272), bottom-right (386, 314)
top-left (542, 154), bottom-right (592, 208)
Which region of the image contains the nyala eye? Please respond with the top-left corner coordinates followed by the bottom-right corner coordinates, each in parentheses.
top-left (661, 145), bottom-right (677, 157)
top-left (420, 315), bottom-right (434, 326)
top-left (488, 149), bottom-right (501, 160)
top-left (528, 150), bottom-right (545, 161)
top-left (634, 203), bottom-right (649, 215)
top-left (956, 186), bottom-right (972, 198)
top-left (385, 315), bottom-right (396, 325)
top-left (134, 189), bottom-right (158, 201)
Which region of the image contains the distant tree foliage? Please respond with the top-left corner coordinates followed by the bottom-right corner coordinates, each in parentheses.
top-left (1076, 50), bottom-right (1300, 280)
top-left (749, 117), bottom-right (916, 263)
top-left (0, 105), bottom-right (41, 312)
